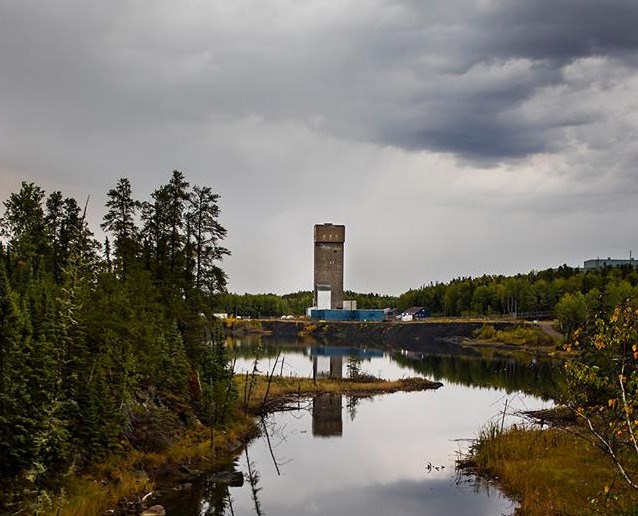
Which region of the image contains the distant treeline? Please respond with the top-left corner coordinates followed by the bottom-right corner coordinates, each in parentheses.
top-left (221, 265), bottom-right (638, 338)
top-left (399, 265), bottom-right (638, 335)
top-left (213, 290), bottom-right (398, 317)
top-left (0, 173), bottom-right (233, 500)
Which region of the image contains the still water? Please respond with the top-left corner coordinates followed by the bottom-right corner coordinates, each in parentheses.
top-left (159, 337), bottom-right (560, 515)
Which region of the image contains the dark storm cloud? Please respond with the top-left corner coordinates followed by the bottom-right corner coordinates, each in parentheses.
top-left (1, 0), bottom-right (635, 164)
top-left (1, 0), bottom-right (637, 293)
top-left (369, 0), bottom-right (638, 160)
top-left (474, 0), bottom-right (638, 62)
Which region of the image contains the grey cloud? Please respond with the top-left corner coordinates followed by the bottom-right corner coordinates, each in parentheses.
top-left (2, 0), bottom-right (636, 163)
top-left (473, 0), bottom-right (638, 63)
top-left (1, 0), bottom-right (638, 293)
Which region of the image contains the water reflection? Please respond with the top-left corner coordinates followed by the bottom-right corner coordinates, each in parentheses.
top-left (312, 354), bottom-right (342, 379)
top-left (160, 390), bottom-right (540, 516)
top-left (392, 350), bottom-right (563, 400)
top-left (230, 336), bottom-right (563, 399)
top-left (312, 394), bottom-right (343, 437)
top-left (244, 448), bottom-right (264, 516)
top-left (157, 337), bottom-right (559, 515)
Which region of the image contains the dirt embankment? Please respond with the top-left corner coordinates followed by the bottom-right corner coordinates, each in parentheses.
top-left (228, 319), bottom-right (516, 354)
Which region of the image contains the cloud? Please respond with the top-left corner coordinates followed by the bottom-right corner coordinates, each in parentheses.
top-left (1, 0), bottom-right (636, 162)
top-left (1, 0), bottom-right (637, 293)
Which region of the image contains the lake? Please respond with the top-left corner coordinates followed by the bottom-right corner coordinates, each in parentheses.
top-left (157, 337), bottom-right (560, 515)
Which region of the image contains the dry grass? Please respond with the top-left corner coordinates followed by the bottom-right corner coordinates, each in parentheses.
top-left (471, 425), bottom-right (638, 515)
top-left (236, 374), bottom-right (441, 413)
top-left (45, 415), bottom-right (259, 516)
top-left (474, 324), bottom-right (555, 347)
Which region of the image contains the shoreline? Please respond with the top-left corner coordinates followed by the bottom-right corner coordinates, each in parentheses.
top-left (227, 317), bottom-right (566, 359)
top-left (41, 375), bottom-right (442, 515)
top-left (460, 423), bottom-right (638, 514)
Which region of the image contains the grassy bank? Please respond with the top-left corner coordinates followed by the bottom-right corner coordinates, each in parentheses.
top-left (39, 374), bottom-right (440, 515)
top-left (467, 424), bottom-right (638, 515)
top-left (237, 374), bottom-right (442, 414)
top-left (39, 414), bottom-right (258, 516)
top-left (466, 323), bottom-right (568, 358)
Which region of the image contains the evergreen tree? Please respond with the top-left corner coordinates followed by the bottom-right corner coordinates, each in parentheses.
top-left (44, 191), bottom-right (65, 282)
top-left (0, 172), bottom-right (233, 497)
top-left (187, 185), bottom-right (229, 293)
top-left (0, 182), bottom-right (46, 269)
top-left (101, 178), bottom-right (141, 276)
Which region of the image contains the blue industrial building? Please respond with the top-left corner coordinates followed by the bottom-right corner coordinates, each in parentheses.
top-left (310, 309), bottom-right (385, 322)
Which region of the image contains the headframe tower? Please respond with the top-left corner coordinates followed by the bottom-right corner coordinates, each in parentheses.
top-left (313, 223), bottom-right (345, 310)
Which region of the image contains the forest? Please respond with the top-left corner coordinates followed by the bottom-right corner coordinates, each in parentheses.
top-left (397, 265), bottom-right (638, 335)
top-left (213, 290), bottom-right (398, 318)
top-left (3, 171), bottom-right (638, 511)
top-left (219, 265), bottom-right (638, 340)
top-left (0, 172), bottom-right (234, 506)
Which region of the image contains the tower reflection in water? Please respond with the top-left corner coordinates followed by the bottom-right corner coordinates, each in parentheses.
top-left (310, 346), bottom-right (384, 438)
top-left (312, 393), bottom-right (343, 437)
top-left (311, 348), bottom-right (344, 437)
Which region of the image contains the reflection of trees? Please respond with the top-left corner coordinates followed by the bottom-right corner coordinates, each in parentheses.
top-left (227, 337), bottom-right (311, 360)
top-left (196, 469), bottom-right (237, 516)
top-left (196, 482), bottom-right (230, 516)
top-left (245, 448), bottom-right (265, 516)
top-left (392, 353), bottom-right (564, 400)
top-left (347, 356), bottom-right (362, 379)
top-left (346, 395), bottom-right (359, 421)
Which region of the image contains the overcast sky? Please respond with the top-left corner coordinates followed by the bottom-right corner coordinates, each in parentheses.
top-left (1, 0), bottom-right (637, 295)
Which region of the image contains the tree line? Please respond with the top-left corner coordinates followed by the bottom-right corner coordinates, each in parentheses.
top-left (398, 265), bottom-right (638, 333)
top-left (213, 290), bottom-right (398, 318)
top-left (219, 265), bottom-right (638, 338)
top-left (0, 172), bottom-right (233, 501)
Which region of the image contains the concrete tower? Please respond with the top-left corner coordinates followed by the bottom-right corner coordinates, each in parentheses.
top-left (314, 223), bottom-right (345, 309)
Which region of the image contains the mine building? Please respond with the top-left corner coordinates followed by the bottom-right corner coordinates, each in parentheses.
top-left (313, 223), bottom-right (345, 309)
top-left (309, 223), bottom-right (385, 322)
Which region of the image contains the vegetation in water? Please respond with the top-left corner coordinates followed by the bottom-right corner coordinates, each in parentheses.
top-left (235, 373), bottom-right (442, 415)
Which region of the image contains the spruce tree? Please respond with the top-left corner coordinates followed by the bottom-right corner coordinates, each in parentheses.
top-left (101, 178), bottom-right (141, 276)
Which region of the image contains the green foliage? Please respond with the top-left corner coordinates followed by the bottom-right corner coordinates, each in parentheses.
top-left (213, 290), bottom-right (397, 318)
top-left (398, 265), bottom-right (638, 323)
top-left (474, 324), bottom-right (555, 347)
top-left (565, 304), bottom-right (638, 490)
top-left (555, 292), bottom-right (589, 338)
top-left (0, 172), bottom-right (232, 499)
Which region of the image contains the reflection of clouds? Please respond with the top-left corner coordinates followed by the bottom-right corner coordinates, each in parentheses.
top-left (233, 345), bottom-right (419, 381)
top-left (230, 389), bottom-right (546, 513)
top-left (262, 477), bottom-right (513, 516)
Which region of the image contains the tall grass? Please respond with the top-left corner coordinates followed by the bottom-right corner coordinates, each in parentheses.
top-left (469, 424), bottom-right (638, 515)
